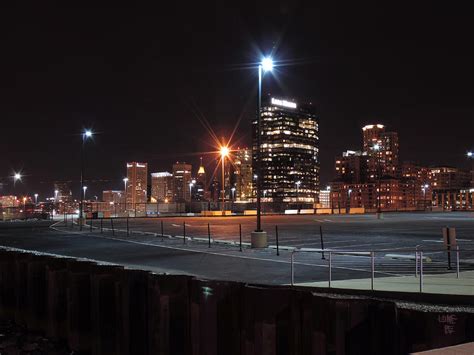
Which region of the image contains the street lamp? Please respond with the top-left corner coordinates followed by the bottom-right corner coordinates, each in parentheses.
top-left (13, 172), bottom-right (22, 182)
top-left (422, 184), bottom-right (429, 210)
top-left (83, 186), bottom-right (87, 199)
top-left (372, 144), bottom-right (382, 217)
top-left (123, 177), bottom-right (128, 214)
top-left (220, 145), bottom-right (229, 214)
top-left (252, 56), bottom-right (274, 247)
top-left (347, 188), bottom-right (352, 212)
top-left (54, 189), bottom-right (59, 201)
top-left (80, 129), bottom-right (93, 230)
top-left (34, 193), bottom-right (38, 205)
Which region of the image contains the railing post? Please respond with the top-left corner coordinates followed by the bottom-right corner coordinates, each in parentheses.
top-left (328, 251), bottom-right (332, 288)
top-left (419, 251), bottom-right (423, 293)
top-left (100, 218), bottom-right (103, 233)
top-left (276, 225), bottom-right (279, 256)
top-left (161, 220), bottom-right (164, 241)
top-left (371, 251), bottom-right (375, 290)
top-left (208, 223), bottom-right (211, 248)
top-left (320, 225), bottom-right (325, 259)
top-left (456, 245), bottom-right (460, 279)
top-left (415, 248), bottom-right (419, 277)
top-left (290, 251), bottom-right (295, 286)
top-left (183, 221), bottom-right (186, 244)
top-left (239, 224), bottom-right (242, 252)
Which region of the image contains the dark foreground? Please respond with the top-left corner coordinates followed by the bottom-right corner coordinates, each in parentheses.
top-left (1, 247), bottom-right (474, 355)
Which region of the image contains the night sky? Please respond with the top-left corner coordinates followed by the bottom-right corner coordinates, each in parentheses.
top-left (2, 3), bottom-right (473, 198)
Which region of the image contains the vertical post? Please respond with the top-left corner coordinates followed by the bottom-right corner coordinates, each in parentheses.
top-left (446, 227), bottom-right (453, 270)
top-left (328, 251), bottom-right (332, 288)
top-left (161, 220), bottom-right (164, 241)
top-left (111, 218), bottom-right (115, 236)
top-left (134, 203), bottom-right (137, 218)
top-left (371, 251), bottom-right (375, 290)
top-left (319, 225), bottom-right (325, 259)
top-left (127, 217), bottom-right (129, 236)
top-left (183, 221), bottom-right (186, 244)
top-left (415, 250), bottom-right (419, 277)
top-left (456, 245), bottom-right (460, 279)
top-left (100, 218), bottom-right (103, 233)
top-left (275, 225), bottom-right (279, 256)
top-left (419, 251), bottom-right (423, 292)
top-left (290, 252), bottom-right (295, 286)
top-left (256, 64), bottom-right (262, 232)
top-left (89, 217), bottom-right (92, 232)
top-left (208, 223), bottom-right (211, 248)
top-left (239, 224), bottom-right (242, 252)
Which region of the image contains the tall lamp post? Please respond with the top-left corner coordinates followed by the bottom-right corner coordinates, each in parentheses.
top-left (422, 184), bottom-right (429, 211)
top-left (252, 56), bottom-right (274, 248)
top-left (80, 129), bottom-right (93, 230)
top-left (123, 177), bottom-right (128, 216)
top-left (219, 146), bottom-right (229, 214)
top-left (295, 181), bottom-right (301, 211)
top-left (373, 144), bottom-right (382, 218)
top-left (34, 193), bottom-right (38, 205)
top-left (467, 152), bottom-right (473, 210)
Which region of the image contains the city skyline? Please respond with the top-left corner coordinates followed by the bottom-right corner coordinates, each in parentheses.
top-left (2, 4), bottom-right (474, 198)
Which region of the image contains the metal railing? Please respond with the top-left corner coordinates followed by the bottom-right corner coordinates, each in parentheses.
top-left (290, 246), bottom-right (469, 293)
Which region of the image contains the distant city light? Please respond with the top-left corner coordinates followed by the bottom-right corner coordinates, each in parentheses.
top-left (468, 151), bottom-right (473, 158)
top-left (373, 144), bottom-right (380, 151)
top-left (261, 57), bottom-right (274, 72)
top-left (84, 130), bottom-right (93, 138)
top-left (13, 173), bottom-right (22, 181)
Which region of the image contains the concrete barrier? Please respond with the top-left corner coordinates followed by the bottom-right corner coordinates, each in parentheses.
top-left (284, 209), bottom-right (298, 215)
top-left (316, 208), bottom-right (332, 214)
top-left (1, 248), bottom-right (473, 354)
top-left (349, 207), bottom-right (365, 214)
top-left (299, 209), bottom-right (315, 214)
top-left (243, 210), bottom-right (257, 215)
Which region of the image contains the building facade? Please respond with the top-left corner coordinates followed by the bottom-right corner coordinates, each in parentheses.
top-left (172, 162), bottom-right (192, 202)
top-left (253, 97), bottom-right (320, 204)
top-left (233, 147), bottom-right (253, 202)
top-left (126, 162), bottom-right (148, 214)
top-left (151, 172), bottom-right (173, 202)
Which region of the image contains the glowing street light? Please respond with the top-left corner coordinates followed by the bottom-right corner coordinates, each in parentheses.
top-left (123, 177), bottom-right (129, 212)
top-left (34, 193), bottom-right (38, 205)
top-left (252, 55), bottom-right (275, 247)
top-left (83, 185), bottom-right (88, 199)
top-left (219, 145), bottom-right (230, 213)
top-left (80, 129), bottom-right (93, 230)
top-left (14, 172), bottom-right (22, 181)
top-left (261, 57), bottom-right (274, 72)
top-left (467, 151), bottom-right (473, 158)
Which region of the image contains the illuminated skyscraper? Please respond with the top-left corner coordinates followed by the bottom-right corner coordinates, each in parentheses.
top-left (126, 162), bottom-right (148, 213)
top-left (194, 158), bottom-right (207, 201)
top-left (234, 147), bottom-right (253, 201)
top-left (151, 172), bottom-right (173, 202)
top-left (172, 162), bottom-right (192, 202)
top-left (253, 97), bottom-right (320, 204)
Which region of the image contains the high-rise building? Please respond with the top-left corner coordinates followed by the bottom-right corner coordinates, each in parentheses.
top-left (253, 97), bottom-right (320, 204)
top-left (362, 124), bottom-right (399, 179)
top-left (194, 158), bottom-right (208, 201)
top-left (126, 162), bottom-right (148, 213)
top-left (234, 147), bottom-right (253, 201)
top-left (172, 162), bottom-right (192, 202)
top-left (334, 150), bottom-right (367, 184)
top-left (151, 172), bottom-right (173, 202)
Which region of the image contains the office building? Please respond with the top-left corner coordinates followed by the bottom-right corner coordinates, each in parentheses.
top-left (253, 97), bottom-right (320, 204)
top-left (362, 124), bottom-right (399, 179)
top-left (172, 162), bottom-right (192, 202)
top-left (126, 162), bottom-right (148, 213)
top-left (151, 172), bottom-right (173, 202)
top-left (193, 158), bottom-right (208, 201)
top-left (234, 147), bottom-right (253, 201)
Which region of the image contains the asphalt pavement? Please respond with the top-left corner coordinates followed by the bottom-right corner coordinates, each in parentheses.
top-left (1, 212), bottom-right (474, 290)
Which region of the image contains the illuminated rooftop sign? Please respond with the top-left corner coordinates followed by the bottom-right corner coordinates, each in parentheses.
top-left (271, 98), bottom-right (297, 109)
